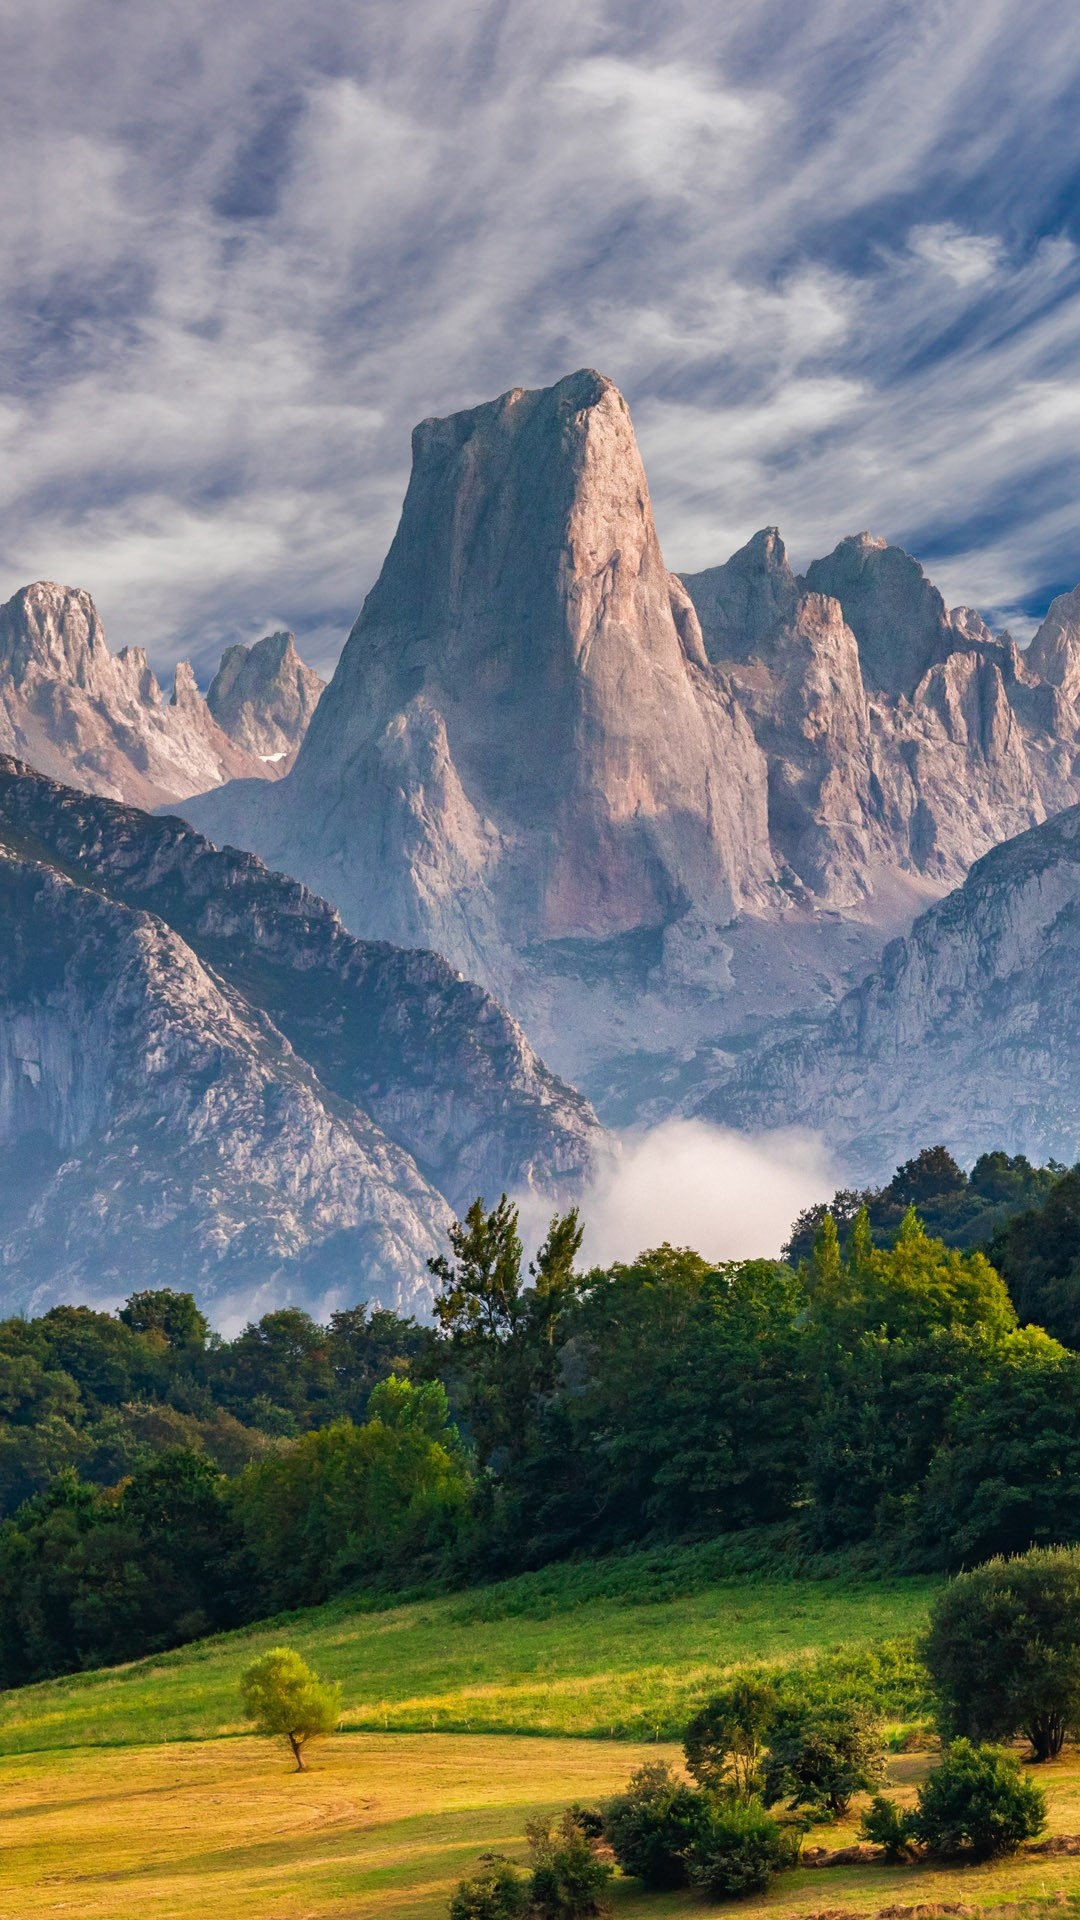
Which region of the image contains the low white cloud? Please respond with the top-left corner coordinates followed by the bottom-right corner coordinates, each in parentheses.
top-left (519, 1119), bottom-right (836, 1271)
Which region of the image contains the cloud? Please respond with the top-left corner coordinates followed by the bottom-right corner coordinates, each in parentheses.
top-left (3, 1), bottom-right (1080, 674)
top-left (517, 1119), bottom-right (835, 1271)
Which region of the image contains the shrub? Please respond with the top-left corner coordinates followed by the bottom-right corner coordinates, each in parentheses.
top-left (603, 1762), bottom-right (708, 1890)
top-left (763, 1702), bottom-right (886, 1818)
top-left (859, 1792), bottom-right (917, 1861)
top-left (526, 1809), bottom-right (612, 1919)
top-left (911, 1740), bottom-right (1046, 1860)
top-left (449, 1855), bottom-right (529, 1920)
top-left (685, 1799), bottom-right (797, 1898)
top-left (684, 1678), bottom-right (776, 1797)
top-left (922, 1548), bottom-right (1080, 1759)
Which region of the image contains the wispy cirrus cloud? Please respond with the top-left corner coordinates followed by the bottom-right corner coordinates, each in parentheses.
top-left (1, 0), bottom-right (1080, 678)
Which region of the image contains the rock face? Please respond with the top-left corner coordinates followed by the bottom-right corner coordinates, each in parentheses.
top-left (0, 759), bottom-right (601, 1323)
top-left (801, 532), bottom-right (956, 696)
top-left (1026, 586), bottom-right (1080, 703)
top-left (177, 369), bottom-right (1080, 1106)
top-left (684, 528), bottom-right (1080, 909)
top-left (206, 631), bottom-right (325, 763)
top-left (0, 584), bottom-right (322, 809)
top-left (184, 370), bottom-right (777, 988)
top-left (705, 803), bottom-right (1080, 1180)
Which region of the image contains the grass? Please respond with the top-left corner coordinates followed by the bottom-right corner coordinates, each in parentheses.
top-left (5, 1733), bottom-right (1080, 1919)
top-left (0, 1546), bottom-right (985, 1919)
top-left (0, 1549), bottom-right (939, 1753)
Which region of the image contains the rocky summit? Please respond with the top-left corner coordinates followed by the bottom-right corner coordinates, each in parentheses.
top-left (206, 630), bottom-right (325, 764)
top-left (180, 370), bottom-right (1080, 1112)
top-left (0, 583), bottom-right (323, 810)
top-left (0, 758), bottom-right (600, 1322)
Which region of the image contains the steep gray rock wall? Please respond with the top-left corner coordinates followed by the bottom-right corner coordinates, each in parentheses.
top-left (175, 369), bottom-right (1080, 1110)
top-left (207, 631), bottom-right (324, 762)
top-left (0, 760), bottom-right (602, 1320)
top-left (703, 803), bottom-right (1080, 1179)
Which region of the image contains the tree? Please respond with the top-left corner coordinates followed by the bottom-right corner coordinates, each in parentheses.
top-left (525, 1809), bottom-right (612, 1919)
top-left (922, 1548), bottom-right (1080, 1760)
top-left (917, 1329), bottom-right (1080, 1565)
top-left (235, 1378), bottom-right (471, 1610)
top-left (762, 1703), bottom-right (885, 1817)
top-left (119, 1289), bottom-right (210, 1350)
top-left (449, 1856), bottom-right (528, 1920)
top-left (988, 1167), bottom-right (1080, 1344)
top-left (684, 1679), bottom-right (776, 1798)
top-left (428, 1197), bottom-right (584, 1473)
top-left (905, 1740), bottom-right (1045, 1859)
top-left (603, 1762), bottom-right (709, 1890)
top-left (684, 1799), bottom-right (796, 1897)
top-left (239, 1647), bottom-right (341, 1770)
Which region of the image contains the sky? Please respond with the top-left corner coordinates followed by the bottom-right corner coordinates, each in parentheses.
top-left (2, 1), bottom-right (1080, 681)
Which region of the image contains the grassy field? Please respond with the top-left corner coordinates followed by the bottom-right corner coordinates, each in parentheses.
top-left (7, 1550), bottom-right (1042, 1919)
top-left (0, 1551), bottom-right (939, 1752)
top-left (5, 1731), bottom-right (1080, 1919)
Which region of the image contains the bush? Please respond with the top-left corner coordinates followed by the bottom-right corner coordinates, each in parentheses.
top-left (526, 1809), bottom-right (612, 1919)
top-left (449, 1855), bottom-right (529, 1920)
top-left (684, 1678), bottom-right (776, 1797)
top-left (603, 1762), bottom-right (708, 1890)
top-left (685, 1799), bottom-right (797, 1898)
top-left (922, 1548), bottom-right (1080, 1759)
top-left (859, 1792), bottom-right (917, 1861)
top-left (910, 1740), bottom-right (1046, 1860)
top-left (763, 1702), bottom-right (886, 1818)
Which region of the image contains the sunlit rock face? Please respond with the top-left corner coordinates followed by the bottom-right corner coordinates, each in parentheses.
top-left (0, 583), bottom-right (274, 808)
top-left (206, 631), bottom-right (325, 764)
top-left (183, 369), bottom-right (778, 986)
top-left (0, 759), bottom-right (601, 1322)
top-left (177, 369), bottom-right (1080, 1111)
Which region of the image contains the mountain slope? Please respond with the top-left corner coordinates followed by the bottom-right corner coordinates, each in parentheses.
top-left (0, 760), bottom-right (601, 1320)
top-left (702, 802), bottom-right (1080, 1179)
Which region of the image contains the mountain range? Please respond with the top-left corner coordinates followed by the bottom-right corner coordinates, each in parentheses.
top-left (0, 582), bottom-right (325, 811)
top-left (178, 370), bottom-right (1080, 1129)
top-left (0, 759), bottom-right (599, 1322)
top-left (7, 362), bottom-right (1080, 1314)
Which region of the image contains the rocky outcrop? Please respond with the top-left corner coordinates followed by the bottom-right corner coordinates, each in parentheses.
top-left (682, 527), bottom-right (800, 664)
top-left (0, 583), bottom-right (282, 809)
top-left (801, 532), bottom-right (956, 696)
top-left (1026, 586), bottom-right (1080, 704)
top-left (683, 533), bottom-right (1078, 906)
top-left (0, 759), bottom-right (601, 1322)
top-left (207, 631), bottom-right (324, 763)
top-left (184, 370), bottom-right (778, 988)
top-left (703, 802), bottom-right (1080, 1180)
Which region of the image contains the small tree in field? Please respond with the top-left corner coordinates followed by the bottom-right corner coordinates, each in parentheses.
top-left (684, 1679), bottom-right (776, 1799)
top-left (240, 1647), bottom-right (341, 1770)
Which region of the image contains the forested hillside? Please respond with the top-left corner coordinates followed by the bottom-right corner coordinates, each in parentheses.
top-left (4, 1143), bottom-right (1080, 1688)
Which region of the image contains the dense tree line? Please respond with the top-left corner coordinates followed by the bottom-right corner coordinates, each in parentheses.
top-left (5, 1144), bottom-right (1080, 1685)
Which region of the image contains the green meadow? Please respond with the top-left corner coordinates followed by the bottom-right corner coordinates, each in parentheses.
top-left (7, 1551), bottom-right (1080, 1919)
top-left (0, 1550), bottom-right (937, 1752)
